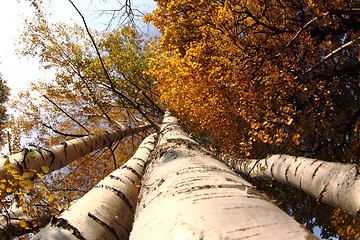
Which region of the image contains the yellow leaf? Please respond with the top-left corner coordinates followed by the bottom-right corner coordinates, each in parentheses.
top-left (20, 219), bottom-right (28, 229)
top-left (21, 172), bottom-right (34, 179)
top-left (250, 173), bottom-right (257, 178)
top-left (41, 166), bottom-right (49, 173)
top-left (47, 195), bottom-right (54, 202)
top-left (27, 151), bottom-right (36, 159)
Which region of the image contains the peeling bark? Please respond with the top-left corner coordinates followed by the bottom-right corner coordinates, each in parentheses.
top-left (33, 133), bottom-right (157, 240)
top-left (0, 124), bottom-right (151, 180)
top-left (130, 113), bottom-right (317, 240)
top-left (222, 154), bottom-right (360, 220)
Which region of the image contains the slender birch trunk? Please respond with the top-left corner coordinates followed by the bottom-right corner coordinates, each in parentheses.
top-left (129, 113), bottom-right (317, 240)
top-left (0, 124), bottom-right (151, 180)
top-left (33, 133), bottom-right (157, 240)
top-left (221, 154), bottom-right (360, 220)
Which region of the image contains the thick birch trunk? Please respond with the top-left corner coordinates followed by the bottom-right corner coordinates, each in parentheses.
top-left (222, 154), bottom-right (360, 220)
top-left (0, 203), bottom-right (51, 240)
top-left (33, 133), bottom-right (157, 240)
top-left (0, 124), bottom-right (151, 180)
top-left (129, 113), bottom-right (317, 240)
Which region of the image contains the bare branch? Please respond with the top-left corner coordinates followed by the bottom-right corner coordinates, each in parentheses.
top-left (43, 95), bottom-right (89, 134)
top-left (284, 12), bottom-right (330, 49)
top-left (285, 9), bottom-right (360, 49)
top-left (40, 121), bottom-right (88, 138)
top-left (100, 82), bottom-right (160, 130)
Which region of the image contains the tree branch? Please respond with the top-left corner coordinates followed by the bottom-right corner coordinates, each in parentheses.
top-left (40, 121), bottom-right (88, 138)
top-left (302, 34), bottom-right (360, 76)
top-left (68, 0), bottom-right (159, 131)
top-left (122, 73), bottom-right (165, 115)
top-left (43, 95), bottom-right (89, 134)
top-left (100, 82), bottom-right (160, 131)
top-left (0, 202), bottom-right (52, 239)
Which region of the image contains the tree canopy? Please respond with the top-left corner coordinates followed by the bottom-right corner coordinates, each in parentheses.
top-left (144, 0), bottom-right (360, 238)
top-left (2, 0), bottom-right (360, 238)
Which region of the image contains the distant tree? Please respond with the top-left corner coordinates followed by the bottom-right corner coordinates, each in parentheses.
top-left (0, 74), bottom-right (9, 143)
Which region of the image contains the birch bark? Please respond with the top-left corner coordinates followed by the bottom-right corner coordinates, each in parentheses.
top-left (33, 133), bottom-right (157, 240)
top-left (0, 203), bottom-right (51, 240)
top-left (129, 113), bottom-right (317, 240)
top-left (0, 124), bottom-right (151, 180)
top-left (222, 154), bottom-right (360, 219)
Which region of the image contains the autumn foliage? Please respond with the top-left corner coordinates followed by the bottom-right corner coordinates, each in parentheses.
top-left (2, 0), bottom-right (360, 238)
top-left (1, 11), bottom-right (157, 238)
top-left (145, 0), bottom-right (360, 238)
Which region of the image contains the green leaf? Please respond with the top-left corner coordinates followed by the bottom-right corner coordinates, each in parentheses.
top-left (260, 167), bottom-right (266, 172)
top-left (27, 151), bottom-right (36, 159)
top-left (3, 156), bottom-right (10, 164)
top-left (21, 172), bottom-right (34, 179)
top-left (41, 166), bottom-right (49, 173)
top-left (250, 172), bottom-right (257, 178)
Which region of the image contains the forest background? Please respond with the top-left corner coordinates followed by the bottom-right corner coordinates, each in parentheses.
top-left (0, 0), bottom-right (360, 239)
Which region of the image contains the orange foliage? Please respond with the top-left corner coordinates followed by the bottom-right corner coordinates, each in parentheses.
top-left (146, 0), bottom-right (360, 160)
top-left (146, 0), bottom-right (360, 237)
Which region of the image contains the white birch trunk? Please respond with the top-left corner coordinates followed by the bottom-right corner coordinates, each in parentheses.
top-left (222, 154), bottom-right (360, 220)
top-left (33, 133), bottom-right (157, 240)
top-left (0, 203), bottom-right (51, 240)
top-left (129, 113), bottom-right (317, 240)
top-left (0, 124), bottom-right (151, 180)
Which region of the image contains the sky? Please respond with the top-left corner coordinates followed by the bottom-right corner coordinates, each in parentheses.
top-left (0, 0), bottom-right (158, 97)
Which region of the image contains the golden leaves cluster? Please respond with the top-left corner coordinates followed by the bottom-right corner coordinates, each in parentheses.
top-left (146, 0), bottom-right (360, 161)
top-left (1, 156), bottom-right (56, 231)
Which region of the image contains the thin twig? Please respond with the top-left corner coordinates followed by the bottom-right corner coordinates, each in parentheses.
top-left (43, 95), bottom-right (89, 134)
top-left (40, 122), bottom-right (87, 138)
top-left (0, 199), bottom-right (12, 230)
top-left (302, 35), bottom-right (360, 76)
top-left (122, 73), bottom-right (164, 115)
top-left (109, 140), bottom-right (121, 169)
top-left (7, 131), bottom-right (12, 155)
top-left (284, 12), bottom-right (330, 49)
top-left (68, 0), bottom-right (114, 88)
top-left (101, 82), bottom-right (160, 130)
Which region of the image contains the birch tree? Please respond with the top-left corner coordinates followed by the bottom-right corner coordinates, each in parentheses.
top-left (0, 125), bottom-right (151, 239)
top-left (0, 203), bottom-right (51, 240)
top-left (33, 133), bottom-right (156, 240)
top-left (130, 113), bottom-right (317, 240)
top-left (221, 154), bottom-right (360, 220)
top-left (0, 124), bottom-right (151, 180)
top-left (2, 6), bottom-right (162, 238)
